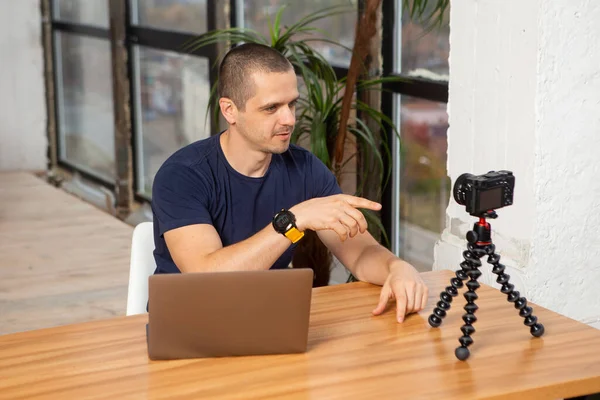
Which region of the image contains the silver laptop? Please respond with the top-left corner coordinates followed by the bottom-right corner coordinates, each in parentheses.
top-left (146, 268), bottom-right (314, 360)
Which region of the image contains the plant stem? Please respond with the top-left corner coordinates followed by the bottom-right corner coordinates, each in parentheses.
top-left (333, 0), bottom-right (382, 182)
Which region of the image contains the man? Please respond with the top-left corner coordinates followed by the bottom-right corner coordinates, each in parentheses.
top-left (151, 43), bottom-right (428, 323)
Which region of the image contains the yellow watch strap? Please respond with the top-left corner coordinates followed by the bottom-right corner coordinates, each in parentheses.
top-left (284, 227), bottom-right (304, 243)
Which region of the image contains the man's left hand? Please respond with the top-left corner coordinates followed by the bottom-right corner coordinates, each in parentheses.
top-left (371, 261), bottom-right (429, 323)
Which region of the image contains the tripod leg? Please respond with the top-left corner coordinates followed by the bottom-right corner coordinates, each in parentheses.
top-left (455, 247), bottom-right (485, 361)
top-left (428, 250), bottom-right (472, 328)
top-left (486, 245), bottom-right (545, 338)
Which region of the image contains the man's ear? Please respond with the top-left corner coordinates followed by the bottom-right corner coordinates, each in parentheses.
top-left (219, 97), bottom-right (237, 125)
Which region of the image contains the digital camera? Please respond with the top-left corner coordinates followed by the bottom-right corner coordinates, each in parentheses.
top-left (453, 170), bottom-right (515, 217)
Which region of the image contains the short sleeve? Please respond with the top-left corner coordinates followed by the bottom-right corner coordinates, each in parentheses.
top-left (307, 152), bottom-right (343, 198)
top-left (151, 163), bottom-right (214, 236)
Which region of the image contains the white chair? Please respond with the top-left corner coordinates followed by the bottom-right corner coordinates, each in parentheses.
top-left (126, 221), bottom-right (157, 316)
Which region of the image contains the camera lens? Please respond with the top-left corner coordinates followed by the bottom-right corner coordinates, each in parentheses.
top-left (453, 173), bottom-right (474, 205)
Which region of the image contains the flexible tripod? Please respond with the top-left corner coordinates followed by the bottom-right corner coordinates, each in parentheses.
top-left (428, 210), bottom-right (545, 360)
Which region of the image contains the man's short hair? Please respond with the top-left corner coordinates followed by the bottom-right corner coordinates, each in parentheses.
top-left (218, 43), bottom-right (294, 111)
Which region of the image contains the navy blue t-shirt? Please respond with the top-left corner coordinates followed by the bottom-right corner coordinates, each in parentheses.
top-left (151, 133), bottom-right (342, 274)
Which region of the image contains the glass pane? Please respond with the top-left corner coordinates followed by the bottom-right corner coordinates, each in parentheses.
top-left (396, 94), bottom-right (449, 272)
top-left (130, 0), bottom-right (208, 35)
top-left (242, 0), bottom-right (357, 67)
top-left (397, 0), bottom-right (450, 79)
top-left (133, 46), bottom-right (212, 197)
top-left (54, 0), bottom-right (109, 28)
top-left (55, 32), bottom-right (115, 182)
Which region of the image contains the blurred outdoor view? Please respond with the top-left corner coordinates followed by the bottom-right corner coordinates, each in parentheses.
top-left (53, 0), bottom-right (449, 270)
top-left (395, 4), bottom-right (450, 271)
top-left (242, 0), bottom-right (357, 67)
top-left (54, 8), bottom-right (115, 182)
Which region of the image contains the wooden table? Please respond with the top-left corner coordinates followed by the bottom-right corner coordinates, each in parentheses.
top-left (1, 270), bottom-right (600, 399)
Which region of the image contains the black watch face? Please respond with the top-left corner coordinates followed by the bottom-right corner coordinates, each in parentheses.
top-left (278, 213), bottom-right (291, 226)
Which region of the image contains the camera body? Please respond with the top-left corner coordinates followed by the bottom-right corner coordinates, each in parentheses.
top-left (453, 170), bottom-right (515, 216)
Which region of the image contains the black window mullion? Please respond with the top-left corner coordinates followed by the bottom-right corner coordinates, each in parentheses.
top-left (333, 66), bottom-right (348, 80)
top-left (47, 0), bottom-right (61, 175)
top-left (125, 0), bottom-right (141, 200)
top-left (229, 0), bottom-right (239, 29)
top-left (206, 0), bottom-right (220, 136)
top-left (384, 75), bottom-right (448, 103)
top-left (127, 26), bottom-right (213, 59)
top-left (206, 0), bottom-right (217, 32)
top-left (49, 0), bottom-right (56, 20)
top-left (52, 21), bottom-right (110, 40)
top-left (380, 0), bottom-right (397, 248)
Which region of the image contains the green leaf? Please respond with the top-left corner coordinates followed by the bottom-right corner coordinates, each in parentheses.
top-left (310, 119), bottom-right (330, 168)
top-left (402, 0), bottom-right (450, 33)
top-left (277, 5), bottom-right (354, 44)
top-left (362, 208), bottom-right (390, 247)
top-left (269, 4), bottom-right (287, 44)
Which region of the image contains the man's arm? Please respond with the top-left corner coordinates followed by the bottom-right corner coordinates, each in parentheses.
top-left (164, 223), bottom-right (291, 273)
top-left (317, 229), bottom-right (429, 322)
top-left (316, 229), bottom-right (396, 285)
top-left (165, 194), bottom-right (382, 273)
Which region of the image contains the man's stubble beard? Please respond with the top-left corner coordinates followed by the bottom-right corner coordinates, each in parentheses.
top-left (238, 125), bottom-right (293, 155)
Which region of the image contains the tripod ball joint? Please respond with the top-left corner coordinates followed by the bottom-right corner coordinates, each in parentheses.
top-left (428, 314), bottom-right (442, 328)
top-left (455, 346), bottom-right (470, 361)
top-left (531, 323), bottom-right (545, 337)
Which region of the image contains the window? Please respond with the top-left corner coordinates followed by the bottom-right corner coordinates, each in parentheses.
top-left (382, 0), bottom-right (450, 272)
top-left (55, 33), bottom-right (115, 183)
top-left (132, 46), bottom-right (211, 197)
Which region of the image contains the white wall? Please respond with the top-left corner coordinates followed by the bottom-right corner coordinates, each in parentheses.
top-left (435, 0), bottom-right (600, 329)
top-left (0, 1), bottom-right (47, 171)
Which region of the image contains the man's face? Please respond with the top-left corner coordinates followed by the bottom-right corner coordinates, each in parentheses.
top-left (235, 69), bottom-right (299, 154)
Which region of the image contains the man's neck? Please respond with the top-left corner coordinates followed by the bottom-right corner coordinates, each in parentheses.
top-left (220, 129), bottom-right (272, 178)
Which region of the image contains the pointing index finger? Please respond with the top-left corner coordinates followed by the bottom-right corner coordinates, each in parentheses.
top-left (341, 195), bottom-right (382, 211)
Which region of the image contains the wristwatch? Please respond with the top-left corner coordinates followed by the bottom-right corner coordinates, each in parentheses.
top-left (272, 209), bottom-right (304, 243)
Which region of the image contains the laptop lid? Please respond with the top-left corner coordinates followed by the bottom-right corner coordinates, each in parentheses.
top-left (147, 268), bottom-right (314, 360)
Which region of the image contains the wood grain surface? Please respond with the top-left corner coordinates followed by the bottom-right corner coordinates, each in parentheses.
top-left (1, 270), bottom-right (600, 399)
top-left (0, 172), bottom-right (133, 335)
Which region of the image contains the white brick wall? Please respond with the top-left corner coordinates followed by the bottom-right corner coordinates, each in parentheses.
top-left (0, 1), bottom-right (47, 171)
top-left (435, 0), bottom-right (600, 327)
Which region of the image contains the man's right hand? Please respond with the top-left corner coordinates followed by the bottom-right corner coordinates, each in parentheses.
top-left (289, 194), bottom-right (382, 241)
